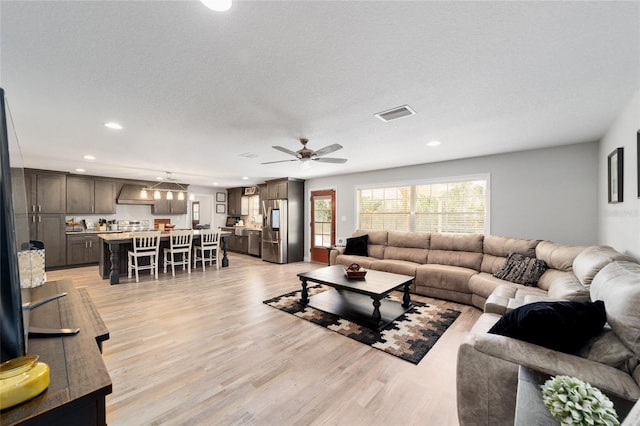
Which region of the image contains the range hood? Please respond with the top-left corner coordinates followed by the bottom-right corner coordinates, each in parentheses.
top-left (116, 184), bottom-right (155, 205)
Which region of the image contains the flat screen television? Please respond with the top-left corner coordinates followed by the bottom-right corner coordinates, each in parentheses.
top-left (0, 87), bottom-right (31, 362)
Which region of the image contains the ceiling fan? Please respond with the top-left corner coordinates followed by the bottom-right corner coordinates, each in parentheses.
top-left (261, 138), bottom-right (348, 165)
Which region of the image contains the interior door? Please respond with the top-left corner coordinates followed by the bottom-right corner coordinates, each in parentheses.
top-left (310, 189), bottom-right (336, 264)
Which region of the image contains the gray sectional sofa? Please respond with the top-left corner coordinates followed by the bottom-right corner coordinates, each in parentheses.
top-left (329, 229), bottom-right (612, 310)
top-left (329, 229), bottom-right (639, 424)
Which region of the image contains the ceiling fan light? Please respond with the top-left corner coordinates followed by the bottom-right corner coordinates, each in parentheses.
top-left (200, 0), bottom-right (232, 12)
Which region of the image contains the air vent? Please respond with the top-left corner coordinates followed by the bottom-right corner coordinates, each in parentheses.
top-left (238, 152), bottom-right (258, 158)
top-left (374, 105), bottom-right (416, 122)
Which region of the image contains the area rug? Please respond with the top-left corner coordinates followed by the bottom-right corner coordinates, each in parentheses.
top-left (263, 285), bottom-right (461, 364)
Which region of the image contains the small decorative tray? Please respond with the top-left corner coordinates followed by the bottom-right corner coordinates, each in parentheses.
top-left (345, 263), bottom-right (367, 279)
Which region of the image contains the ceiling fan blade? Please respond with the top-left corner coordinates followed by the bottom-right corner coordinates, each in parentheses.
top-left (313, 144), bottom-right (343, 157)
top-left (272, 146), bottom-right (299, 157)
top-left (261, 159), bottom-right (298, 165)
top-left (313, 157), bottom-right (348, 164)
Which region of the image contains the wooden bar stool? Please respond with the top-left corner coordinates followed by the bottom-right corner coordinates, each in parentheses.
top-left (163, 230), bottom-right (194, 276)
top-left (128, 231), bottom-right (161, 283)
top-left (193, 229), bottom-right (220, 272)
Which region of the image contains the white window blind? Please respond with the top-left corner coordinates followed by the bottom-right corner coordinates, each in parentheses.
top-left (357, 178), bottom-right (487, 234)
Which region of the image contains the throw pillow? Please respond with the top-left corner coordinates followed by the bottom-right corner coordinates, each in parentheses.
top-left (494, 253), bottom-right (548, 286)
top-left (344, 234), bottom-right (368, 256)
top-left (488, 300), bottom-right (607, 354)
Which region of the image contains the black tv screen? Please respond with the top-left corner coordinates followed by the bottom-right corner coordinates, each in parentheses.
top-left (0, 87), bottom-right (30, 362)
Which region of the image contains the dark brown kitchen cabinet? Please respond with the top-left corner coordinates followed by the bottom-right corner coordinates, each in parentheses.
top-left (266, 179), bottom-right (288, 199)
top-left (31, 214), bottom-right (67, 267)
top-left (23, 171), bottom-right (67, 267)
top-left (227, 188), bottom-right (243, 216)
top-left (25, 171), bottom-right (66, 213)
top-left (151, 196), bottom-right (187, 215)
top-left (227, 234), bottom-right (248, 254)
top-left (67, 234), bottom-right (100, 265)
top-left (66, 176), bottom-right (116, 214)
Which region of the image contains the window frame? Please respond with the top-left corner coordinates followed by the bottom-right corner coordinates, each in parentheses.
top-left (355, 173), bottom-right (491, 235)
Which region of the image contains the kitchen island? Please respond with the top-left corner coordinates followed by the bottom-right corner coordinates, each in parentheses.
top-left (97, 230), bottom-right (230, 284)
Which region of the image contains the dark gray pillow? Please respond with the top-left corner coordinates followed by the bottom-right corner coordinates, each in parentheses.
top-left (494, 253), bottom-right (548, 286)
top-left (344, 234), bottom-right (368, 256)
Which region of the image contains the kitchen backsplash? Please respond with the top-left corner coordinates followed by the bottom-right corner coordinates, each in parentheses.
top-left (66, 204), bottom-right (188, 230)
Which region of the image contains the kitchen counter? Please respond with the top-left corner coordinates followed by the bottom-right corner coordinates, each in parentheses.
top-left (97, 231), bottom-right (231, 284)
top-left (66, 229), bottom-right (121, 235)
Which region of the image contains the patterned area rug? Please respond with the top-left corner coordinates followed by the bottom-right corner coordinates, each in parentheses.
top-left (263, 285), bottom-right (461, 364)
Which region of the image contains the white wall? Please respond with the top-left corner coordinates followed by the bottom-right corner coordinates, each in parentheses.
top-left (598, 90), bottom-right (640, 259)
top-left (188, 185), bottom-right (227, 230)
top-left (305, 141), bottom-right (599, 259)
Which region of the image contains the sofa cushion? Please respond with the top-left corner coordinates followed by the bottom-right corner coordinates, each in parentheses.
top-left (493, 253), bottom-right (548, 286)
top-left (573, 245), bottom-right (634, 287)
top-left (387, 231), bottom-right (430, 249)
top-left (488, 300), bottom-right (607, 353)
top-left (370, 259), bottom-right (419, 277)
top-left (344, 234), bottom-right (368, 256)
top-left (590, 261), bottom-right (640, 357)
top-left (481, 235), bottom-right (539, 273)
top-left (469, 273), bottom-right (511, 300)
top-left (416, 264), bottom-right (477, 294)
top-left (352, 229), bottom-right (387, 259)
top-left (544, 270), bottom-right (590, 301)
top-left (578, 328), bottom-right (639, 375)
top-left (334, 254), bottom-right (376, 269)
top-left (383, 246), bottom-right (428, 264)
top-left (536, 241), bottom-right (586, 272)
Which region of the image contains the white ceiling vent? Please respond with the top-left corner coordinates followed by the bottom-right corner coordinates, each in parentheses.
top-left (374, 105), bottom-right (416, 122)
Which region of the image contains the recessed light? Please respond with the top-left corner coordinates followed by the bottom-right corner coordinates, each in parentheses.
top-left (200, 0), bottom-right (232, 12)
top-left (104, 122), bottom-right (123, 130)
top-left (83, 154), bottom-right (96, 160)
top-left (156, 177), bottom-right (163, 180)
top-left (212, 182), bottom-right (219, 186)
top-left (427, 140), bottom-right (442, 147)
top-left (241, 176), bottom-right (249, 180)
top-left (75, 168), bottom-right (86, 172)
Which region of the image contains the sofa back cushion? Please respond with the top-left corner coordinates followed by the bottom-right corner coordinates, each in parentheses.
top-left (352, 229), bottom-right (387, 259)
top-left (383, 231), bottom-right (430, 263)
top-left (540, 269), bottom-right (590, 300)
top-left (427, 234), bottom-right (484, 270)
top-left (573, 245), bottom-right (634, 287)
top-left (590, 261), bottom-right (640, 358)
top-left (481, 235), bottom-right (540, 274)
top-left (536, 241), bottom-right (586, 272)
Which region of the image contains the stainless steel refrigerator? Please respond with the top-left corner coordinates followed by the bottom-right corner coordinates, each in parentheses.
top-left (262, 199), bottom-right (287, 263)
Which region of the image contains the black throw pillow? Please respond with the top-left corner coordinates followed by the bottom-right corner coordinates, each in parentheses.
top-left (344, 234), bottom-right (369, 256)
top-left (488, 300), bottom-right (606, 354)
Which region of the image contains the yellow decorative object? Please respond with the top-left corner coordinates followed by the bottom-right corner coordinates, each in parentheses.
top-left (0, 355), bottom-right (50, 410)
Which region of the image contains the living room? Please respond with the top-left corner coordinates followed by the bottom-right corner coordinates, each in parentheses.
top-left (1, 1), bottom-right (639, 425)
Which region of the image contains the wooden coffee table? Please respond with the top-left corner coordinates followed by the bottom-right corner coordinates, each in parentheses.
top-left (297, 265), bottom-right (414, 330)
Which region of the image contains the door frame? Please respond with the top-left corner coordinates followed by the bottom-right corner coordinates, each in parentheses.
top-left (310, 189), bottom-right (336, 264)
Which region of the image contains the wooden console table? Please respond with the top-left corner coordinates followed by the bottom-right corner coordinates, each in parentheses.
top-left (0, 279), bottom-right (111, 425)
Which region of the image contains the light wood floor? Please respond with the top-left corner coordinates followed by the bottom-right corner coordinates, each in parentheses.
top-left (46, 254), bottom-right (481, 426)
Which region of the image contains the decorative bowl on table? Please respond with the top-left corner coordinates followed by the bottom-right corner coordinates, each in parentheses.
top-left (345, 263), bottom-right (367, 279)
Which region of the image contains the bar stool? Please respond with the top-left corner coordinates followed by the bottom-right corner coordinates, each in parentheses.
top-left (163, 229), bottom-right (194, 276)
top-left (128, 231), bottom-right (161, 283)
top-left (193, 229), bottom-right (220, 272)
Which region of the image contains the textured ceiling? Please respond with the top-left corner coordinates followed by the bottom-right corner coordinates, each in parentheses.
top-left (1, 1), bottom-right (639, 188)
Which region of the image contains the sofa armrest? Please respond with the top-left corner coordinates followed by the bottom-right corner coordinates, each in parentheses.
top-left (469, 333), bottom-right (640, 400)
top-left (329, 246), bottom-right (346, 265)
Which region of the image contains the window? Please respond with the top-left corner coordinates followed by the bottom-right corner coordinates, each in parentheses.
top-left (357, 176), bottom-right (488, 234)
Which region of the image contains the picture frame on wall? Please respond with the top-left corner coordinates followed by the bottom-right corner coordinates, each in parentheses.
top-left (216, 192), bottom-right (226, 202)
top-left (608, 147), bottom-right (624, 204)
top-left (216, 204), bottom-right (226, 214)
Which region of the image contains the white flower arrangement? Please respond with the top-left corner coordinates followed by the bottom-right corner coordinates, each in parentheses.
top-left (541, 375), bottom-right (620, 426)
